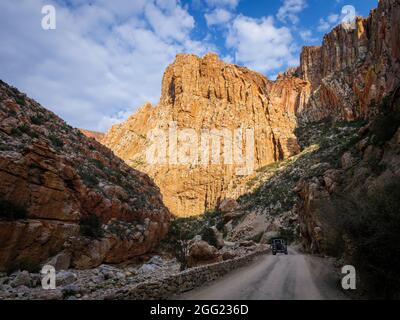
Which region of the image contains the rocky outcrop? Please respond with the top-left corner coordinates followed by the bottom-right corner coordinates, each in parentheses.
top-left (79, 129), bottom-right (104, 143)
top-left (103, 53), bottom-right (307, 216)
top-left (0, 80), bottom-right (170, 272)
top-left (218, 198), bottom-right (239, 213)
top-left (297, 0), bottom-right (400, 122)
top-left (102, 1), bottom-right (400, 218)
top-left (187, 240), bottom-right (221, 267)
top-left (296, 87), bottom-right (400, 256)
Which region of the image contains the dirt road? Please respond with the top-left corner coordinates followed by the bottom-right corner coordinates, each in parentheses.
top-left (178, 247), bottom-right (348, 300)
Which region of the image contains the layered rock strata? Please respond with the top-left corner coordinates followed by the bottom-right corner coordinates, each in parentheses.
top-left (0, 80), bottom-right (170, 271)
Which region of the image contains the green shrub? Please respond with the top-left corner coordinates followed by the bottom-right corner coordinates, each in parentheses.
top-left (11, 124), bottom-right (39, 139)
top-left (15, 97), bottom-right (26, 106)
top-left (49, 134), bottom-right (64, 148)
top-left (0, 198), bottom-right (27, 220)
top-left (335, 181), bottom-right (400, 298)
top-left (203, 209), bottom-right (223, 227)
top-left (10, 128), bottom-right (22, 137)
top-left (18, 124), bottom-right (30, 134)
top-left (201, 227), bottom-right (218, 247)
top-left (90, 158), bottom-right (105, 170)
top-left (278, 227), bottom-right (296, 244)
top-left (80, 170), bottom-right (99, 187)
top-left (30, 114), bottom-right (46, 125)
top-left (250, 231), bottom-right (264, 243)
top-left (79, 214), bottom-right (104, 239)
top-left (370, 92), bottom-right (400, 146)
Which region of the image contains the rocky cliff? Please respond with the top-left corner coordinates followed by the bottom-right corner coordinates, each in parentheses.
top-left (0, 80), bottom-right (170, 271)
top-left (297, 0), bottom-right (400, 122)
top-left (294, 86), bottom-right (400, 297)
top-left (102, 1), bottom-right (400, 219)
top-left (79, 129), bottom-right (105, 143)
top-left (103, 53), bottom-right (307, 217)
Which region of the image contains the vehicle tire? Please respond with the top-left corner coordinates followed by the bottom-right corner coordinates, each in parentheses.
top-left (273, 251), bottom-right (276, 255)
top-left (285, 251), bottom-right (288, 255)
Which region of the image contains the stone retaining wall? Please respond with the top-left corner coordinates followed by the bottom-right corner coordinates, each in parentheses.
top-left (106, 247), bottom-right (270, 300)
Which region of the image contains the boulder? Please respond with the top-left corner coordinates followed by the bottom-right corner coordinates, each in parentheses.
top-left (56, 271), bottom-right (77, 286)
top-left (224, 221), bottom-right (233, 233)
top-left (219, 198), bottom-right (239, 213)
top-left (341, 152), bottom-right (356, 169)
top-left (238, 240), bottom-right (256, 247)
top-left (10, 271), bottom-right (32, 288)
top-left (46, 251), bottom-right (71, 271)
top-left (187, 240), bottom-right (221, 267)
top-left (210, 226), bottom-right (225, 249)
top-left (147, 255), bottom-right (163, 266)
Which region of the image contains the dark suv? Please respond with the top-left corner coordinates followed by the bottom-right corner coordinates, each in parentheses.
top-left (271, 238), bottom-right (288, 255)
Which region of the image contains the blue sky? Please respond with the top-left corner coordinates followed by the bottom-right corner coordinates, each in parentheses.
top-left (0, 0), bottom-right (378, 131)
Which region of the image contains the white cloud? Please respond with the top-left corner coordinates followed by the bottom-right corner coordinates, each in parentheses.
top-left (144, 1), bottom-right (194, 42)
top-left (0, 0), bottom-right (214, 131)
top-left (299, 29), bottom-right (317, 42)
top-left (328, 14), bottom-right (339, 23)
top-left (222, 54), bottom-right (234, 64)
top-left (277, 0), bottom-right (307, 24)
top-left (205, 8), bottom-right (233, 26)
top-left (204, 0), bottom-right (240, 9)
top-left (317, 18), bottom-right (330, 32)
top-left (317, 13), bottom-right (340, 32)
top-left (226, 15), bottom-right (295, 74)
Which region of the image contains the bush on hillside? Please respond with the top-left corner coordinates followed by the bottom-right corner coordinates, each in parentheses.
top-left (79, 214), bottom-right (104, 239)
top-left (327, 181), bottom-right (400, 298)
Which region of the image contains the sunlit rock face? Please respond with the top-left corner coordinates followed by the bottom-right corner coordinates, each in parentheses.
top-left (297, 0), bottom-right (400, 122)
top-left (103, 53), bottom-right (306, 217)
top-left (105, 0), bottom-right (400, 217)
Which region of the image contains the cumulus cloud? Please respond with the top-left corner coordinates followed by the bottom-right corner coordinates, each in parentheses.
top-left (204, 0), bottom-right (240, 9)
top-left (317, 13), bottom-right (340, 32)
top-left (277, 0), bottom-right (307, 24)
top-left (299, 29), bottom-right (317, 42)
top-left (144, 1), bottom-right (195, 42)
top-left (328, 13), bottom-right (340, 23)
top-left (205, 8), bottom-right (233, 26)
top-left (226, 15), bottom-right (296, 74)
top-left (0, 0), bottom-right (214, 131)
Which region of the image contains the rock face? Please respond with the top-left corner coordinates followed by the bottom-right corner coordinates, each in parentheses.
top-left (79, 129), bottom-right (105, 143)
top-left (296, 88), bottom-right (400, 255)
top-left (187, 239), bottom-right (221, 267)
top-left (103, 53), bottom-right (306, 216)
top-left (0, 80), bottom-right (170, 271)
top-left (297, 0), bottom-right (400, 122)
top-left (102, 1), bottom-right (400, 218)
top-left (218, 198), bottom-right (239, 213)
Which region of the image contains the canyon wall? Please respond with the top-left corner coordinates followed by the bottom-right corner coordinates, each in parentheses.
top-left (105, 0), bottom-right (400, 219)
top-left (295, 0), bottom-right (400, 251)
top-left (103, 54), bottom-right (307, 217)
top-left (297, 0), bottom-right (400, 122)
top-left (0, 80), bottom-right (170, 271)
